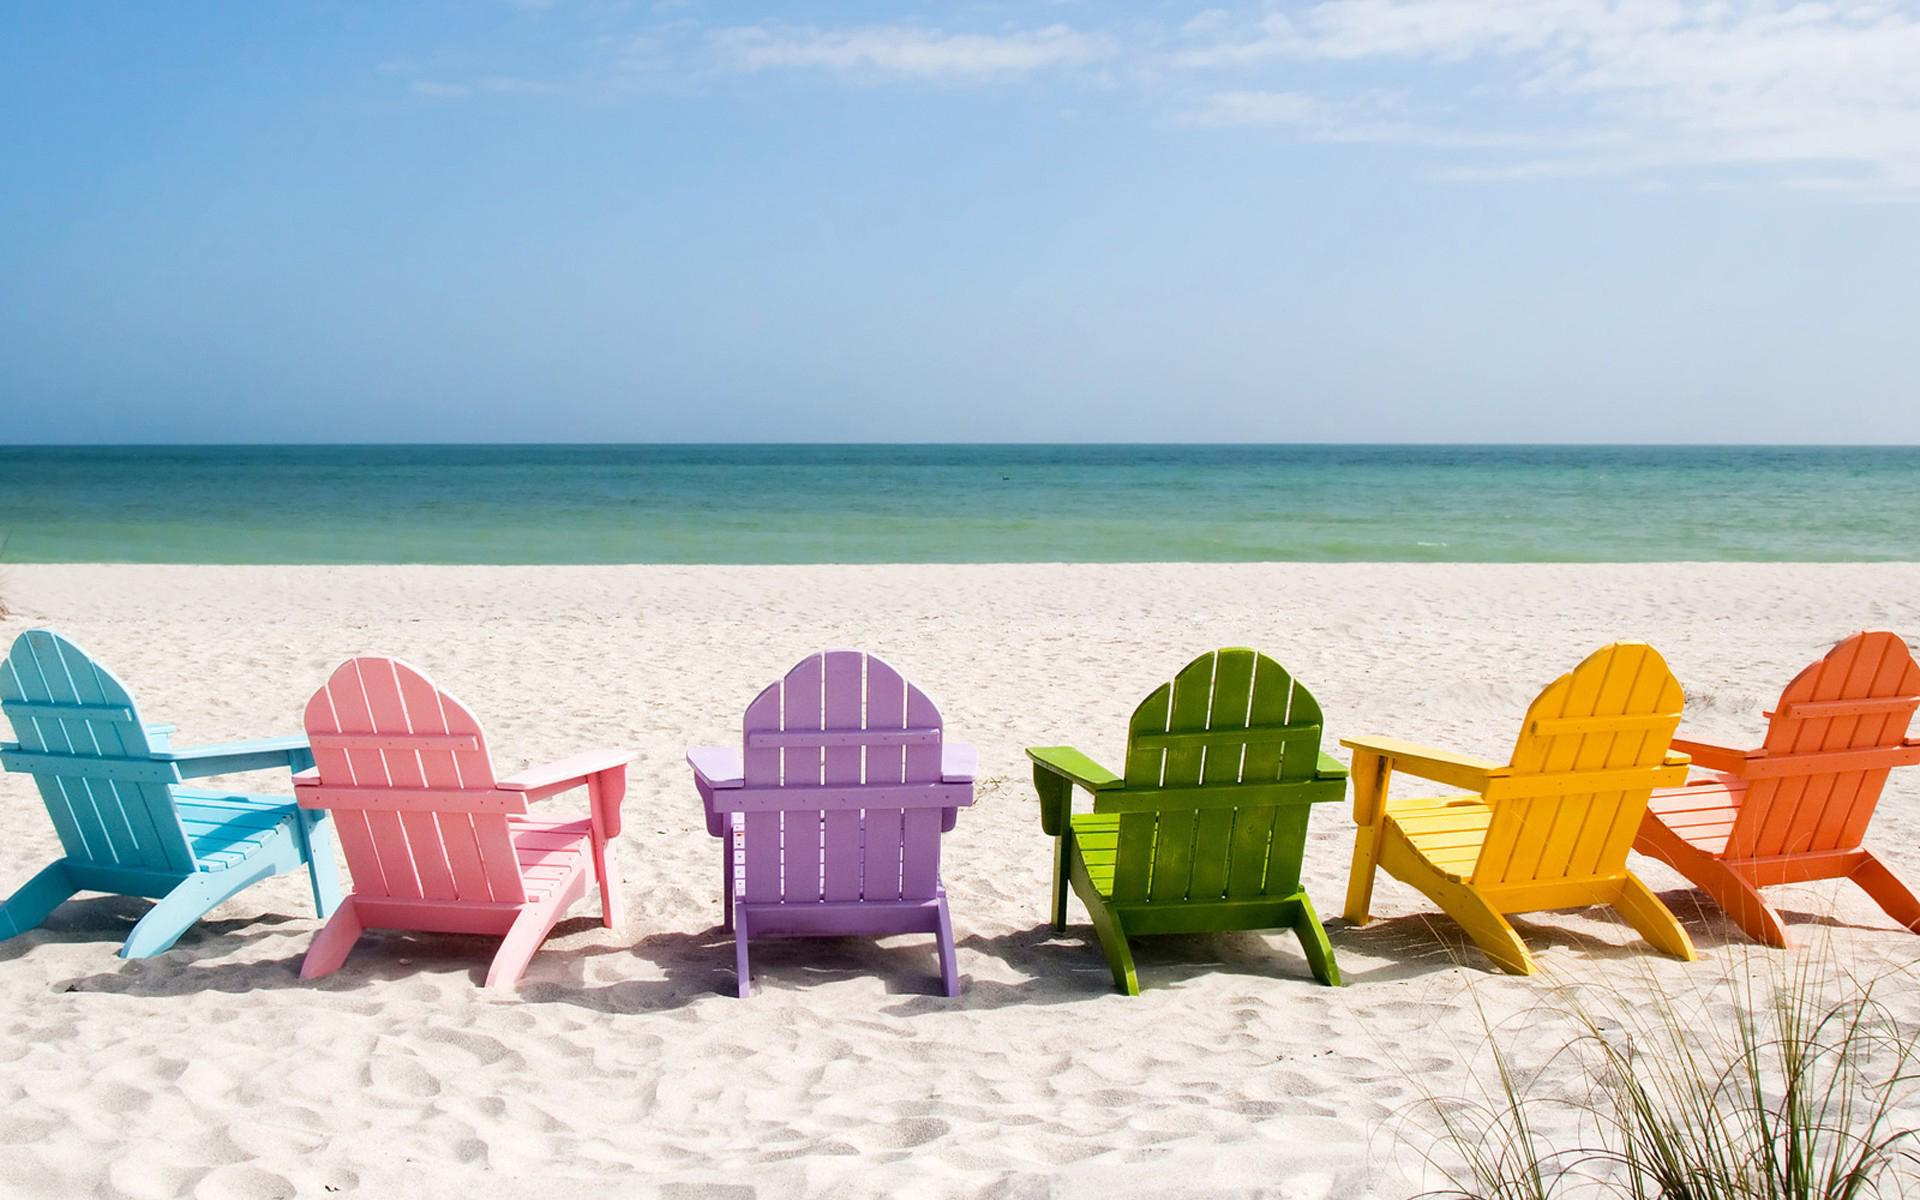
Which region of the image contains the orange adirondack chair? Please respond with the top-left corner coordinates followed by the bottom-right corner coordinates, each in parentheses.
top-left (1637, 631), bottom-right (1920, 947)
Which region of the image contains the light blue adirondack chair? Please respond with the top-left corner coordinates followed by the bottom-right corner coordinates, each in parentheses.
top-left (0, 629), bottom-right (341, 957)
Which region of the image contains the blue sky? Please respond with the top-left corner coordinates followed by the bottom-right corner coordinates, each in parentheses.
top-left (2, 1), bottom-right (1917, 443)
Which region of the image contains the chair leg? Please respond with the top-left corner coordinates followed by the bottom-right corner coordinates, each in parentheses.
top-left (1612, 872), bottom-right (1697, 962)
top-left (300, 898), bottom-right (366, 980)
top-left (1423, 875), bottom-right (1535, 975)
top-left (1636, 814), bottom-right (1788, 948)
top-left (935, 893), bottom-right (960, 997)
top-left (122, 863), bottom-right (275, 959)
top-left (0, 860), bottom-right (77, 940)
top-left (734, 906), bottom-right (752, 999)
top-left (592, 835), bottom-right (622, 930)
top-left (1050, 833), bottom-right (1071, 933)
top-left (1694, 858), bottom-right (1791, 948)
top-left (1290, 892), bottom-right (1342, 987)
top-left (302, 812), bottom-right (344, 920)
top-left (1851, 850), bottom-right (1920, 934)
top-left (485, 900), bottom-right (565, 990)
top-left (1375, 826), bottom-right (1533, 974)
top-left (1086, 902), bottom-right (1139, 996)
top-left (1344, 824), bottom-right (1381, 925)
top-left (721, 828), bottom-right (736, 933)
top-left (1068, 850), bottom-right (1139, 994)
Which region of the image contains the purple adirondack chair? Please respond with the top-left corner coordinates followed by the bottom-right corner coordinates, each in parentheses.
top-left (687, 650), bottom-right (977, 998)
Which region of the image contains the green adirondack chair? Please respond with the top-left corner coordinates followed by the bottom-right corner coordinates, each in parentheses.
top-left (1028, 648), bottom-right (1348, 994)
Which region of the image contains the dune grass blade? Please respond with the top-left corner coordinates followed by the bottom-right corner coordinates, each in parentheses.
top-left (1405, 944), bottom-right (1920, 1200)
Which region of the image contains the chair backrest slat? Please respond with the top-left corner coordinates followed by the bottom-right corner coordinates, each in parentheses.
top-left (780, 651), bottom-right (826, 903)
top-left (1729, 631), bottom-right (1920, 859)
top-left (303, 657), bottom-right (523, 905)
top-left (1472, 642), bottom-right (1683, 887)
top-left (0, 630), bottom-right (194, 875)
top-left (820, 649), bottom-right (864, 902)
top-left (861, 651), bottom-right (909, 903)
top-left (1104, 649), bottom-right (1331, 905)
top-left (900, 671), bottom-right (945, 899)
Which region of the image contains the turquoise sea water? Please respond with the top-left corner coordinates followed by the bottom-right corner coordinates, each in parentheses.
top-left (0, 445), bottom-right (1915, 563)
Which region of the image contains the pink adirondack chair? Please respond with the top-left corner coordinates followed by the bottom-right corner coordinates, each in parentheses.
top-left (294, 656), bottom-right (634, 989)
top-left (1638, 631), bottom-right (1920, 946)
top-left (687, 651), bottom-right (977, 998)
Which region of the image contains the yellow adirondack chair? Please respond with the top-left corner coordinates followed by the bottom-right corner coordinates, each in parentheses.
top-left (1342, 642), bottom-right (1696, 975)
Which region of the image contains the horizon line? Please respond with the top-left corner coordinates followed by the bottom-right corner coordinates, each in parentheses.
top-left (6, 441), bottom-right (1920, 450)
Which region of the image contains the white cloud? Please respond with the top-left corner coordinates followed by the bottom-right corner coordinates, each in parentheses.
top-left (1174, 0), bottom-right (1920, 196)
top-left (711, 23), bottom-right (1114, 80)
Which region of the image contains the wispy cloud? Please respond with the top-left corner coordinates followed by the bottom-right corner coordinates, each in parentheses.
top-left (1184, 88), bottom-right (1550, 150)
top-left (1175, 0), bottom-right (1920, 197)
top-left (409, 75), bottom-right (564, 100)
top-left (710, 23), bottom-right (1115, 80)
top-left (380, 2), bottom-right (1920, 198)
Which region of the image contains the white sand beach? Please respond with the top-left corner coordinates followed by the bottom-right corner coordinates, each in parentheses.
top-left (4, 562), bottom-right (1920, 1200)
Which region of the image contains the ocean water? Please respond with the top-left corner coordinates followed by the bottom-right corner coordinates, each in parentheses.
top-left (0, 444), bottom-right (1915, 564)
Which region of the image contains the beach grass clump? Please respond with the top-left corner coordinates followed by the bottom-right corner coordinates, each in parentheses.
top-left (1408, 951), bottom-right (1920, 1200)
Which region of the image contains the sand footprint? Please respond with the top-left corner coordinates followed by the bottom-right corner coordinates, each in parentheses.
top-left (874, 1116), bottom-right (950, 1150)
top-left (106, 1156), bottom-right (203, 1200)
top-left (367, 1051), bottom-right (441, 1100)
top-left (192, 1164), bottom-right (295, 1200)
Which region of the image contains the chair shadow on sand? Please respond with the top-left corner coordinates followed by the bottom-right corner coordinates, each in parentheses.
top-left (527, 923), bottom-right (966, 1015)
top-left (1330, 881), bottom-right (1890, 987)
top-left (38, 882), bottom-right (1905, 1004)
top-left (46, 912), bottom-right (979, 1009)
top-left (3, 892), bottom-right (306, 973)
top-left (46, 911), bottom-right (628, 1000)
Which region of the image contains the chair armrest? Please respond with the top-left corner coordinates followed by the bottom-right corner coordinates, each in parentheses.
top-left (1667, 737), bottom-right (1755, 775)
top-left (1340, 735), bottom-right (1506, 792)
top-left (498, 748), bottom-right (637, 795)
top-left (1026, 746), bottom-right (1121, 791)
top-left (1316, 751), bottom-right (1349, 781)
top-left (687, 746), bottom-right (741, 838)
top-left (942, 742), bottom-right (978, 783)
top-left (499, 748), bottom-right (634, 841)
top-left (157, 734), bottom-right (313, 779)
top-left (939, 744), bottom-right (978, 832)
top-left (293, 766), bottom-right (319, 786)
top-left (687, 746), bottom-right (744, 790)
top-left (1027, 745), bottom-right (1120, 838)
